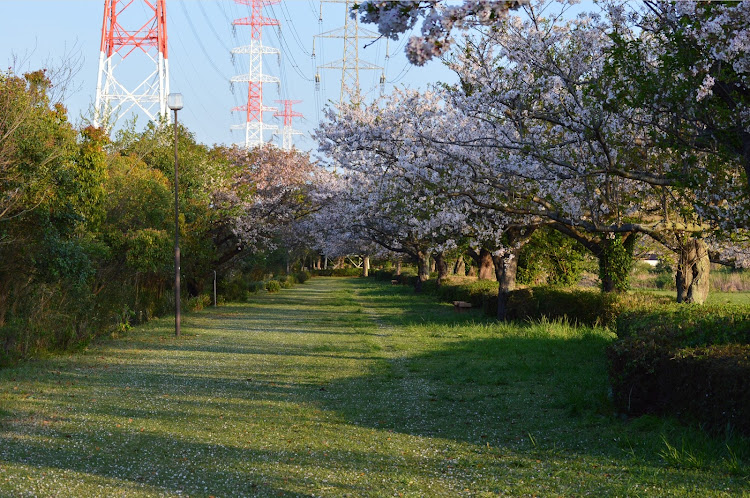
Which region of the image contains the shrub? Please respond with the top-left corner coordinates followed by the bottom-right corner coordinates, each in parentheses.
top-left (277, 275), bottom-right (297, 289)
top-left (222, 274), bottom-right (250, 302)
top-left (372, 269), bottom-right (396, 281)
top-left (265, 280), bottom-right (282, 293)
top-left (654, 273), bottom-right (675, 290)
top-left (248, 281), bottom-right (265, 293)
top-left (186, 294), bottom-right (211, 312)
top-left (295, 271), bottom-right (311, 283)
top-left (313, 268), bottom-right (362, 277)
top-left (505, 287), bottom-right (671, 327)
top-left (608, 305), bottom-right (750, 435)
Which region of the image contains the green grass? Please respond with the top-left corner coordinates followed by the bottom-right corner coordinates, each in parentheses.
top-left (646, 289), bottom-right (750, 306)
top-left (0, 277), bottom-right (748, 496)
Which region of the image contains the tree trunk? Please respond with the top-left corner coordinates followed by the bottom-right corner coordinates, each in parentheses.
top-left (429, 256), bottom-right (436, 273)
top-left (597, 233), bottom-right (636, 293)
top-left (478, 248), bottom-right (495, 280)
top-left (363, 256), bottom-right (370, 277)
top-left (415, 252), bottom-right (430, 293)
top-left (453, 257), bottom-right (465, 276)
top-left (494, 227), bottom-right (535, 320)
top-left (435, 251), bottom-right (448, 286)
top-left (396, 260), bottom-right (402, 276)
top-left (676, 238), bottom-right (710, 304)
top-left (324, 256), bottom-right (328, 270)
top-left (493, 251), bottom-right (519, 321)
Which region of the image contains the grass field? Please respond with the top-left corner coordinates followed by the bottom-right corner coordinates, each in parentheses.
top-left (0, 277), bottom-right (748, 496)
top-left (646, 289), bottom-right (750, 306)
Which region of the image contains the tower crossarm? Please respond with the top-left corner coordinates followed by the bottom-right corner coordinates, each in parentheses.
top-left (231, 44), bottom-right (280, 55)
top-left (318, 59), bottom-right (382, 71)
top-left (231, 74), bottom-right (281, 84)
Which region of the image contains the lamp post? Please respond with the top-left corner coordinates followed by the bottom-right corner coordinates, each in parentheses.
top-left (168, 93), bottom-right (183, 337)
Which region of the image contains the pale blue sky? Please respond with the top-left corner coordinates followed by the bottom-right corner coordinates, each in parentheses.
top-left (0, 0), bottom-right (455, 150)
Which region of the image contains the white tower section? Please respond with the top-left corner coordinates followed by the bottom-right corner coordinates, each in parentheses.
top-left (314, 0), bottom-right (383, 105)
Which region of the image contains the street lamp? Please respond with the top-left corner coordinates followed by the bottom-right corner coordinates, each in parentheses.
top-left (168, 93), bottom-right (183, 337)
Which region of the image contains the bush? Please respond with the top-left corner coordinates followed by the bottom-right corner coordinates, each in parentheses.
top-left (505, 287), bottom-right (671, 327)
top-left (265, 280), bottom-right (282, 293)
top-left (372, 269), bottom-right (396, 281)
top-left (295, 271), bottom-right (311, 284)
top-left (607, 305), bottom-right (750, 435)
top-left (313, 268), bottom-right (363, 277)
top-left (186, 294), bottom-right (211, 312)
top-left (654, 273), bottom-right (675, 290)
top-left (222, 274), bottom-right (251, 302)
top-left (248, 281), bottom-right (265, 293)
top-left (277, 275), bottom-right (297, 289)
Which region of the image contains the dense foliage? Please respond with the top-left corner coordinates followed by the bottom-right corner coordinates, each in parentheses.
top-left (608, 306), bottom-right (750, 435)
top-left (0, 69), bottom-right (322, 365)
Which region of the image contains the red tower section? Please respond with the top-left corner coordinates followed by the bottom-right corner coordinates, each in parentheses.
top-left (274, 99), bottom-right (303, 150)
top-left (274, 100), bottom-right (303, 127)
top-left (95, 0), bottom-right (170, 127)
top-left (232, 0), bottom-right (280, 125)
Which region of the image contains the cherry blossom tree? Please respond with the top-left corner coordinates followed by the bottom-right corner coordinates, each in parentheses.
top-left (210, 146), bottom-right (324, 268)
top-left (331, 0), bottom-right (750, 307)
top-left (355, 0), bottom-right (526, 65)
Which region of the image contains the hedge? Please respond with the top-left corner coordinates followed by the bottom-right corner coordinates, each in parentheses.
top-left (375, 268), bottom-right (671, 326)
top-left (607, 305), bottom-right (750, 435)
top-left (505, 287), bottom-right (671, 327)
top-left (313, 268), bottom-right (363, 277)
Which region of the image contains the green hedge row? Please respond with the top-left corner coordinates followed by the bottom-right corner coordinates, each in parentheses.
top-left (313, 268), bottom-right (363, 277)
top-left (506, 287), bottom-right (672, 327)
top-left (222, 271), bottom-right (312, 301)
top-left (376, 268), bottom-right (669, 327)
top-left (607, 306), bottom-right (750, 435)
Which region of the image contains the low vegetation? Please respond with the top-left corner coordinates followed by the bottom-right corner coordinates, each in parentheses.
top-left (0, 278), bottom-right (747, 496)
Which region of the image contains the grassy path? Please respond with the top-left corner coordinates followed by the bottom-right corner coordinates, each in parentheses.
top-left (0, 277), bottom-right (748, 497)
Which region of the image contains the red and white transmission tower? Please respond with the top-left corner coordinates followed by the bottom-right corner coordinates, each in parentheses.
top-left (94, 0), bottom-right (170, 128)
top-left (230, 0), bottom-right (280, 150)
top-left (274, 100), bottom-right (303, 150)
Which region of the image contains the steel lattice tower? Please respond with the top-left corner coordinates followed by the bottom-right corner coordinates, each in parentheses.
top-left (94, 0), bottom-right (169, 128)
top-left (230, 0), bottom-right (280, 150)
top-left (313, 0), bottom-right (384, 105)
top-left (274, 100), bottom-right (303, 150)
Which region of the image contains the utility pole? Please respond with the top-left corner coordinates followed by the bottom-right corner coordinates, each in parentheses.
top-left (94, 0), bottom-right (170, 128)
top-left (230, 0), bottom-right (280, 149)
top-left (313, 0), bottom-right (385, 106)
top-left (274, 100), bottom-right (303, 150)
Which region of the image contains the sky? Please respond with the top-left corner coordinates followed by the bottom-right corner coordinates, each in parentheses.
top-left (0, 0), bottom-right (456, 151)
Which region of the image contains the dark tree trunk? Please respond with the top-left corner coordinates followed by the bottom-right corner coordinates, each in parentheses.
top-left (494, 227), bottom-right (534, 320)
top-left (676, 238), bottom-right (710, 304)
top-left (415, 252), bottom-right (430, 293)
top-left (435, 251), bottom-right (448, 286)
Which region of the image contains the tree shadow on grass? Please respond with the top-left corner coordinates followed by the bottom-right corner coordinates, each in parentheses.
top-left (320, 332), bottom-right (616, 450)
top-left (315, 332), bottom-right (750, 494)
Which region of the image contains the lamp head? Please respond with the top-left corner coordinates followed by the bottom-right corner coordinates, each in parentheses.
top-left (168, 93), bottom-right (184, 111)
